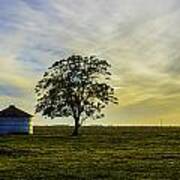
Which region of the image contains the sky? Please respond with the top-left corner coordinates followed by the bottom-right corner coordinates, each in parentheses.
top-left (0, 0), bottom-right (180, 126)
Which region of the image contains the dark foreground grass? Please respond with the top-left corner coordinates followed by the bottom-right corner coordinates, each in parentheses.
top-left (1, 126), bottom-right (180, 180)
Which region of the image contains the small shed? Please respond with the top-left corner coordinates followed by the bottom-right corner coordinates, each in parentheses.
top-left (0, 105), bottom-right (33, 135)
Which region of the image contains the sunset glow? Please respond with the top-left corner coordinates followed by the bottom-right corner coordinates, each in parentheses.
top-left (0, 0), bottom-right (180, 125)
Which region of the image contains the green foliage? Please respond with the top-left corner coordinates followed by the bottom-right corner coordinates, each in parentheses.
top-left (1, 126), bottom-right (180, 179)
top-left (35, 55), bottom-right (118, 134)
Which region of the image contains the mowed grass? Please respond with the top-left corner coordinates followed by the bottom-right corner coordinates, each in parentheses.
top-left (1, 126), bottom-right (180, 180)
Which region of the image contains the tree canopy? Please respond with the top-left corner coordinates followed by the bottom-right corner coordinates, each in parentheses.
top-left (35, 55), bottom-right (118, 135)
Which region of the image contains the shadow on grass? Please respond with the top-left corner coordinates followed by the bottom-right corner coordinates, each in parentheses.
top-left (0, 147), bottom-right (42, 157)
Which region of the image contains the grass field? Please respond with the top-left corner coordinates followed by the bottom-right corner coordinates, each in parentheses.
top-left (1, 126), bottom-right (180, 180)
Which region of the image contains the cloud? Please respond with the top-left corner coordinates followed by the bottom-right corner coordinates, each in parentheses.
top-left (0, 83), bottom-right (25, 97)
top-left (0, 0), bottom-right (180, 125)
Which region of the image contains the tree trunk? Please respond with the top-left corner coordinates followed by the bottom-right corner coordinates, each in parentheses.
top-left (72, 117), bottom-right (80, 136)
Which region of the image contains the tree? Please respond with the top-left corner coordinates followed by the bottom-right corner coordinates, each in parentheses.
top-left (35, 55), bottom-right (118, 136)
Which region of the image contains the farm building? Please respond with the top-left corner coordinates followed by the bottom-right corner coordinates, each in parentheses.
top-left (0, 105), bottom-right (33, 135)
